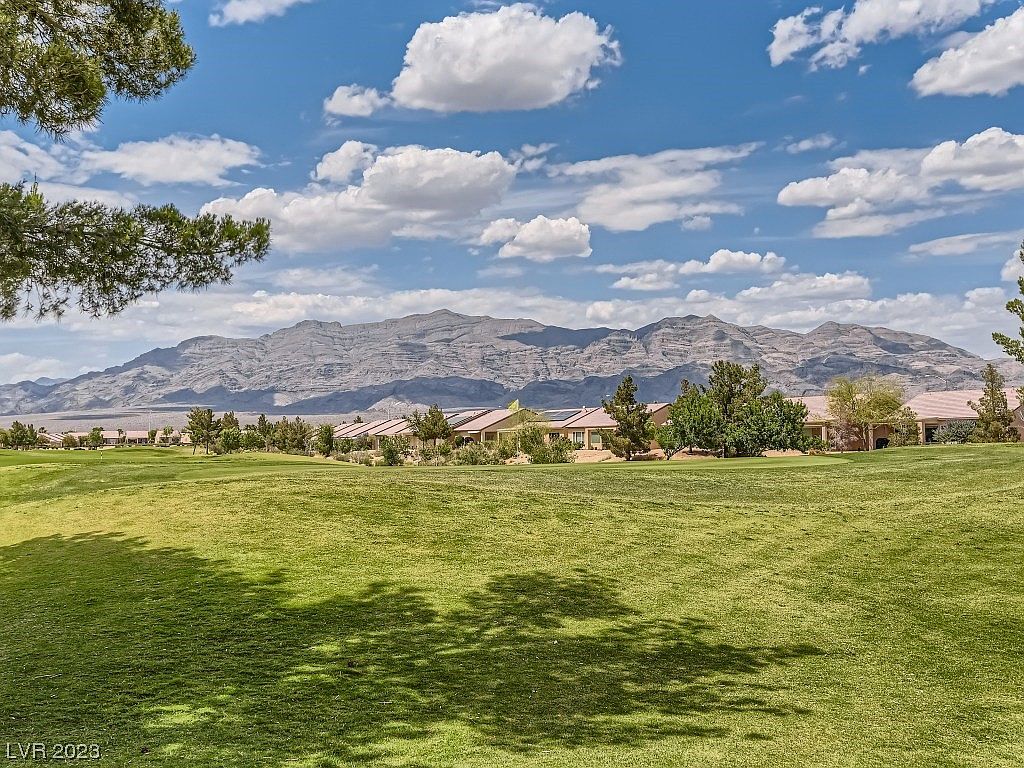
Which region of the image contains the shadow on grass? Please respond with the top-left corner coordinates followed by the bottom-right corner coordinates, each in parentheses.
top-left (0, 534), bottom-right (824, 765)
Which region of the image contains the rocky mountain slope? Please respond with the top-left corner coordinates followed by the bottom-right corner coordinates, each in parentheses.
top-left (2, 310), bottom-right (1021, 415)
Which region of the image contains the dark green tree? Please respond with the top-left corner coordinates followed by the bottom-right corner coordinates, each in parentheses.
top-left (0, 2), bottom-right (271, 321)
top-left (86, 426), bottom-right (103, 448)
top-left (0, 0), bottom-right (194, 136)
top-left (602, 375), bottom-right (654, 461)
top-left (408, 405), bottom-right (452, 453)
top-left (659, 381), bottom-right (725, 457)
top-left (186, 407), bottom-right (220, 455)
top-left (706, 362), bottom-right (767, 426)
top-left (380, 436), bottom-right (412, 466)
top-left (887, 407), bottom-right (921, 448)
top-left (314, 423), bottom-right (335, 457)
top-left (8, 420), bottom-right (37, 448)
top-left (255, 414), bottom-right (274, 452)
top-left (969, 364), bottom-right (1019, 443)
top-left (932, 420), bottom-right (977, 445)
top-left (994, 240), bottom-right (1024, 374)
top-left (221, 411), bottom-right (240, 431)
top-left (239, 426), bottom-right (264, 452)
top-left (1, 184), bottom-right (271, 320)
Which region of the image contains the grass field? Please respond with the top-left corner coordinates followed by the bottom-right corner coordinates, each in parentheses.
top-left (1, 446), bottom-right (1022, 767)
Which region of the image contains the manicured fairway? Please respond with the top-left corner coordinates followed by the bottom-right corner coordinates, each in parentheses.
top-left (1, 446), bottom-right (1022, 767)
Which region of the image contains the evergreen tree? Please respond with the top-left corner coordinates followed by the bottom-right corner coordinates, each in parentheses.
top-left (186, 407), bottom-right (220, 455)
top-left (661, 381), bottom-right (725, 456)
top-left (256, 414), bottom-right (274, 451)
top-left (888, 407), bottom-right (922, 448)
top-left (994, 241), bottom-right (1024, 382)
top-left (8, 420), bottom-right (37, 449)
top-left (408, 405), bottom-right (452, 453)
top-left (0, 2), bottom-right (270, 321)
top-left (221, 412), bottom-right (240, 431)
top-left (87, 426), bottom-right (104, 448)
top-left (314, 424), bottom-right (335, 457)
top-left (602, 375), bottom-right (654, 461)
top-left (969, 364), bottom-right (1019, 443)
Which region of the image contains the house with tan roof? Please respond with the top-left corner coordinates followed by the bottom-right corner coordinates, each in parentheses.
top-left (904, 388), bottom-right (1023, 443)
top-left (542, 404), bottom-right (672, 450)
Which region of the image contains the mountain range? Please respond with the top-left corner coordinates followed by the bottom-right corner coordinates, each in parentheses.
top-left (2, 310), bottom-right (1021, 416)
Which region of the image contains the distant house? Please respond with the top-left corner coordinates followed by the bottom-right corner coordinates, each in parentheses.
top-left (904, 389), bottom-right (1024, 443)
top-left (542, 404), bottom-right (672, 450)
top-left (65, 430), bottom-right (154, 446)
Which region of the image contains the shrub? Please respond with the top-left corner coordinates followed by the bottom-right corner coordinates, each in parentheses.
top-left (380, 436), bottom-right (412, 466)
top-left (495, 439), bottom-right (517, 461)
top-left (453, 442), bottom-right (501, 465)
top-left (933, 420), bottom-right (977, 444)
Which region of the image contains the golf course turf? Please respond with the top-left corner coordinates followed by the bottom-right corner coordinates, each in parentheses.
top-left (1, 446), bottom-right (1021, 766)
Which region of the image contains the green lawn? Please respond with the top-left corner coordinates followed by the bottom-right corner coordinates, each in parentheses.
top-left (1, 446), bottom-right (1022, 767)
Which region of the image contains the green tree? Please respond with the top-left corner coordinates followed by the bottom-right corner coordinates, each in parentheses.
top-left (0, 2), bottom-right (270, 321)
top-left (61, 433), bottom-right (79, 449)
top-left (314, 424), bottom-right (335, 457)
top-left (147, 428), bottom-right (157, 445)
top-left (994, 240), bottom-right (1024, 378)
top-left (239, 426), bottom-right (263, 452)
top-left (659, 381), bottom-right (725, 457)
top-left (217, 426), bottom-right (242, 454)
top-left (602, 375), bottom-right (654, 461)
top-left (825, 376), bottom-right (904, 451)
top-left (8, 420), bottom-right (37, 449)
top-left (887, 407), bottom-right (922, 448)
top-left (186, 407), bottom-right (220, 455)
top-left (969, 364), bottom-right (1019, 443)
top-left (272, 417), bottom-right (313, 454)
top-left (86, 426), bottom-right (104, 449)
top-left (1, 184), bottom-right (271, 320)
top-left (161, 425), bottom-right (174, 445)
top-left (706, 362), bottom-right (767, 425)
top-left (255, 414), bottom-right (274, 451)
top-left (380, 436), bottom-right (412, 466)
top-left (730, 392), bottom-right (809, 457)
top-left (0, 427), bottom-right (8, 447)
top-left (0, 0), bottom-right (194, 137)
top-left (221, 411), bottom-right (240, 431)
top-left (408, 405), bottom-right (452, 456)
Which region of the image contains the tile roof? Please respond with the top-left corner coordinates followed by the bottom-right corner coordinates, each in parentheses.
top-left (904, 389), bottom-right (1022, 420)
top-left (454, 409), bottom-right (514, 433)
top-left (792, 395), bottom-right (831, 422)
top-left (558, 403), bottom-right (670, 430)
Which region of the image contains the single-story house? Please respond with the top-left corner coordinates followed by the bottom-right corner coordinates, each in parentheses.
top-left (904, 388), bottom-right (1024, 442)
top-left (65, 430), bottom-right (152, 446)
top-left (537, 403), bottom-right (672, 450)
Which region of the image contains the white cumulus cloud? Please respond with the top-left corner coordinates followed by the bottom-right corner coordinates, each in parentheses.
top-left (778, 127), bottom-right (1024, 237)
top-left (81, 135), bottom-right (260, 186)
top-left (203, 144), bottom-right (516, 252)
top-left (483, 215), bottom-right (592, 262)
top-left (210, 0), bottom-right (313, 26)
top-left (389, 4), bottom-right (620, 112)
top-left (596, 250), bottom-right (787, 291)
top-left (323, 85), bottom-right (392, 118)
top-left (913, 8), bottom-right (1024, 96)
top-left (770, 0), bottom-right (995, 68)
top-left (552, 145), bottom-right (758, 232)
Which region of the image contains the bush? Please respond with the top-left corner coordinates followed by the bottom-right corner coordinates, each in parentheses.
top-left (526, 436), bottom-right (577, 465)
top-left (453, 441), bottom-right (501, 465)
top-left (380, 436), bottom-right (412, 466)
top-left (495, 439), bottom-right (517, 461)
top-left (933, 420), bottom-right (977, 444)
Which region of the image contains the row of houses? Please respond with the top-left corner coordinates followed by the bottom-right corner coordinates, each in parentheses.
top-left (798, 388), bottom-right (1024, 450)
top-left (26, 387), bottom-right (1021, 453)
top-left (334, 404), bottom-right (673, 451)
top-left (36, 430), bottom-right (192, 447)
top-left (338, 387), bottom-right (1024, 453)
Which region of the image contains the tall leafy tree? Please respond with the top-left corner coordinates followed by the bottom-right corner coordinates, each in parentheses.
top-left (994, 241), bottom-right (1024, 379)
top-left (0, 1), bottom-right (271, 321)
top-left (186, 407), bottom-right (220, 455)
top-left (660, 381), bottom-right (725, 456)
top-left (408, 405), bottom-right (452, 452)
top-left (825, 376), bottom-right (904, 451)
top-left (86, 426), bottom-right (103, 448)
top-left (969, 364), bottom-right (1019, 443)
top-left (255, 414), bottom-right (274, 452)
top-left (314, 424), bottom-right (335, 457)
top-left (8, 420), bottom-right (37, 448)
top-left (602, 375), bottom-right (654, 461)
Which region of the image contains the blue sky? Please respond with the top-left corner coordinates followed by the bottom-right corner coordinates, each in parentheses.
top-left (3, 0), bottom-right (1024, 383)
